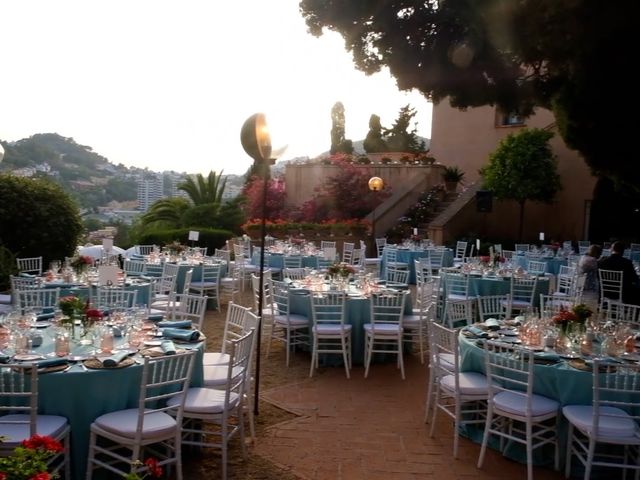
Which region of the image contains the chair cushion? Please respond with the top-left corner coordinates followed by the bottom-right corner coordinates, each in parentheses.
top-left (0, 415), bottom-right (68, 444)
top-left (441, 372), bottom-right (489, 396)
top-left (0, 294), bottom-right (11, 305)
top-left (313, 324), bottom-right (352, 335)
top-left (511, 300), bottom-right (533, 308)
top-left (494, 391), bottom-right (559, 417)
top-left (93, 409), bottom-right (176, 439)
top-left (363, 323), bottom-right (402, 334)
top-left (402, 315), bottom-right (423, 327)
top-left (203, 365), bottom-right (244, 387)
top-left (448, 294), bottom-right (470, 301)
top-left (202, 351), bottom-right (230, 366)
top-left (190, 281), bottom-right (218, 288)
top-left (167, 387), bottom-right (240, 414)
top-left (274, 314), bottom-right (309, 326)
top-left (562, 405), bottom-right (639, 438)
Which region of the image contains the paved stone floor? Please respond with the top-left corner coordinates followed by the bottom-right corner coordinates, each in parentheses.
top-left (255, 355), bottom-right (565, 480)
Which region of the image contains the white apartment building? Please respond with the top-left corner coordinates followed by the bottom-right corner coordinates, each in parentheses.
top-left (137, 177), bottom-right (164, 212)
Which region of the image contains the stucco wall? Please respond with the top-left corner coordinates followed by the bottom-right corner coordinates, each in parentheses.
top-left (428, 102), bottom-right (597, 242)
top-left (284, 163), bottom-right (445, 208)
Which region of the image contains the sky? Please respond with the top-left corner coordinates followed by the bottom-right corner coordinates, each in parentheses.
top-left (0, 0), bottom-right (432, 176)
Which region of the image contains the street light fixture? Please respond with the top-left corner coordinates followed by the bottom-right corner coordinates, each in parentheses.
top-left (240, 113), bottom-right (286, 416)
top-left (368, 176), bottom-right (384, 254)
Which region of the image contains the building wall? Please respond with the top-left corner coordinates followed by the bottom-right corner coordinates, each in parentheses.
top-left (284, 163), bottom-right (443, 208)
top-left (137, 177), bottom-right (164, 212)
top-left (428, 102), bottom-right (597, 242)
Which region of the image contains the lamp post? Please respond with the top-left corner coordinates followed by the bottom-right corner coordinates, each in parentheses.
top-left (240, 113), bottom-right (282, 416)
top-left (368, 176), bottom-right (384, 256)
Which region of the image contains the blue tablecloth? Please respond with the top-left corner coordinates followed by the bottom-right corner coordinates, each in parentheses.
top-left (288, 290), bottom-right (413, 365)
top-left (43, 282), bottom-right (152, 307)
top-left (26, 329), bottom-right (204, 479)
top-left (466, 276), bottom-right (550, 306)
top-left (252, 253), bottom-right (318, 270)
top-left (513, 254), bottom-right (567, 275)
top-left (380, 248), bottom-right (454, 284)
top-left (459, 333), bottom-right (592, 473)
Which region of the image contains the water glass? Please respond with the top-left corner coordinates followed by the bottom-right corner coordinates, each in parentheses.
top-left (54, 331), bottom-right (70, 357)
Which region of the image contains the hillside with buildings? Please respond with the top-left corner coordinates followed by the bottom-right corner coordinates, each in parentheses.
top-left (0, 133), bottom-right (245, 225)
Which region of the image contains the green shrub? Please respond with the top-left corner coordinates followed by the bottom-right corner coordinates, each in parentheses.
top-left (0, 174), bottom-right (82, 266)
top-left (137, 228), bottom-right (234, 253)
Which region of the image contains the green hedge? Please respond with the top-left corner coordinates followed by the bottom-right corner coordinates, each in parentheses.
top-left (137, 228), bottom-right (234, 253)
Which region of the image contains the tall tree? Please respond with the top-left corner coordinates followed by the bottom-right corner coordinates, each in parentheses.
top-left (300, 1), bottom-right (637, 186)
top-left (384, 105), bottom-right (426, 153)
top-left (480, 129), bottom-right (562, 241)
top-left (363, 114), bottom-right (388, 153)
top-left (329, 101), bottom-right (354, 155)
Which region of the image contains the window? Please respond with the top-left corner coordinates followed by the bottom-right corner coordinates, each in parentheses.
top-left (495, 109), bottom-right (525, 127)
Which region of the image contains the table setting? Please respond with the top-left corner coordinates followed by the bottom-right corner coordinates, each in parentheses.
top-left (0, 306), bottom-right (205, 480)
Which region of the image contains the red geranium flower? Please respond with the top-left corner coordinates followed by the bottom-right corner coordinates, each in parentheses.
top-left (29, 473), bottom-right (50, 480)
top-left (21, 435), bottom-right (63, 453)
top-left (85, 309), bottom-right (104, 319)
top-left (144, 458), bottom-right (163, 478)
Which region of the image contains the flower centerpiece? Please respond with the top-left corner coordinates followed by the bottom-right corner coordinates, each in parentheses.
top-left (58, 295), bottom-right (85, 319)
top-left (69, 254), bottom-right (93, 274)
top-left (0, 434), bottom-right (63, 480)
top-left (552, 304), bottom-right (592, 335)
top-left (327, 262), bottom-right (356, 279)
top-left (164, 241), bottom-right (186, 256)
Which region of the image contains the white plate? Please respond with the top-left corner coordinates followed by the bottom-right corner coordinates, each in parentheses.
top-left (33, 321), bottom-right (51, 328)
top-left (497, 329), bottom-right (518, 336)
top-left (115, 348), bottom-right (138, 355)
top-left (143, 340), bottom-right (162, 346)
top-left (67, 354), bottom-right (89, 361)
top-left (13, 354), bottom-right (44, 361)
top-left (620, 352), bottom-right (640, 362)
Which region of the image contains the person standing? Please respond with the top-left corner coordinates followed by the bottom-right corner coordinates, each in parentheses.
top-left (578, 244), bottom-right (602, 307)
top-left (598, 241), bottom-right (640, 305)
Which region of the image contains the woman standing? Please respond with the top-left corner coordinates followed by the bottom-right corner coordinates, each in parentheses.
top-left (578, 244), bottom-right (602, 307)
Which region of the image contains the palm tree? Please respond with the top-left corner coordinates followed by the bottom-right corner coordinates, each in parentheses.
top-left (178, 171), bottom-right (227, 205)
top-left (141, 197), bottom-right (191, 228)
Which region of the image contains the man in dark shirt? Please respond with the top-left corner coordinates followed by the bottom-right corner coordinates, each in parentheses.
top-left (598, 241), bottom-right (640, 304)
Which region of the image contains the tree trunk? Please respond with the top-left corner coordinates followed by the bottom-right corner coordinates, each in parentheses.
top-left (518, 200), bottom-right (526, 242)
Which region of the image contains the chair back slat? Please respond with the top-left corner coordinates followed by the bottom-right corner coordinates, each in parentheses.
top-left (135, 351), bottom-right (196, 441)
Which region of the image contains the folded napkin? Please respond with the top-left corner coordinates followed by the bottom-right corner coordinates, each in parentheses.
top-left (157, 320), bottom-right (192, 329)
top-left (148, 314), bottom-right (164, 322)
top-left (534, 351), bottom-right (560, 361)
top-left (20, 273), bottom-right (35, 278)
top-left (162, 328), bottom-right (200, 342)
top-left (101, 351), bottom-right (130, 367)
top-left (484, 318), bottom-right (500, 330)
top-left (160, 340), bottom-right (176, 355)
top-left (35, 358), bottom-right (68, 369)
top-left (466, 326), bottom-right (489, 338)
top-left (30, 333), bottom-right (43, 348)
top-left (36, 312), bottom-right (55, 321)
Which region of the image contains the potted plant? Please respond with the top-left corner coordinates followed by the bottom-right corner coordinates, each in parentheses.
top-left (442, 165), bottom-right (465, 192)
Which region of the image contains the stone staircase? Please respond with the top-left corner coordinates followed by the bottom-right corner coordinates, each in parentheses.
top-left (416, 191), bottom-right (460, 234)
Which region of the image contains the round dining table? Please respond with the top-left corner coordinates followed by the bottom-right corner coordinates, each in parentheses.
top-left (6, 326), bottom-right (205, 480)
top-left (459, 332), bottom-right (595, 474)
top-left (288, 287), bottom-right (413, 365)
